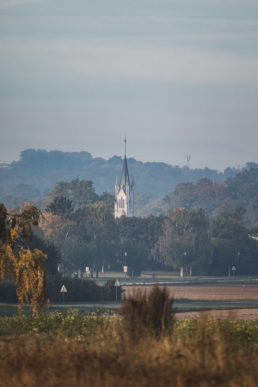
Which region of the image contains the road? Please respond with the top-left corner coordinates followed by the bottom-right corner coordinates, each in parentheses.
top-left (51, 300), bottom-right (258, 311)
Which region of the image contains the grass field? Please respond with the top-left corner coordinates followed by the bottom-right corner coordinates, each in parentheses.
top-left (1, 310), bottom-right (258, 386)
top-left (0, 303), bottom-right (106, 317)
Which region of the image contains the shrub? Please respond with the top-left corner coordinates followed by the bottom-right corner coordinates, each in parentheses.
top-left (1, 277), bottom-right (122, 304)
top-left (46, 276), bottom-right (105, 302)
top-left (120, 284), bottom-right (175, 339)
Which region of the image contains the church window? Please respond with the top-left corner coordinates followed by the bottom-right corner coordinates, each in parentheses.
top-left (119, 198), bottom-right (124, 208)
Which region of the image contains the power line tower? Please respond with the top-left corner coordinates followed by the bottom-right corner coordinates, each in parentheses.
top-left (186, 155), bottom-right (191, 168)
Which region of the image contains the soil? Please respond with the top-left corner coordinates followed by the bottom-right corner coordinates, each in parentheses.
top-left (124, 284), bottom-right (258, 301)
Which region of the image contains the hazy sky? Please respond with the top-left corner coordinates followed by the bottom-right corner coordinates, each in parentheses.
top-left (1, 0), bottom-right (258, 171)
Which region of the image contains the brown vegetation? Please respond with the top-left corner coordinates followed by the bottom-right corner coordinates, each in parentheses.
top-left (1, 287), bottom-right (258, 387)
top-left (124, 284), bottom-right (258, 301)
top-left (120, 284), bottom-right (175, 339)
top-left (1, 317), bottom-right (258, 387)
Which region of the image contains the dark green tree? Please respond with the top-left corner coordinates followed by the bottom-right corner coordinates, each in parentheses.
top-left (45, 196), bottom-right (73, 216)
top-left (117, 215), bottom-right (165, 271)
top-left (159, 208), bottom-right (212, 276)
top-left (46, 179), bottom-right (98, 211)
top-left (84, 202), bottom-right (119, 277)
top-left (209, 207), bottom-right (258, 276)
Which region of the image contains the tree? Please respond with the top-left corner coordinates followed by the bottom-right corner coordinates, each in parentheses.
top-left (0, 204), bottom-right (49, 315)
top-left (60, 240), bottom-right (95, 273)
top-left (46, 179), bottom-right (99, 211)
top-left (209, 207), bottom-right (258, 276)
top-left (225, 169), bottom-right (258, 201)
top-left (99, 191), bottom-right (115, 206)
top-left (117, 215), bottom-right (165, 271)
top-left (119, 240), bottom-right (148, 276)
top-left (27, 232), bottom-right (62, 275)
top-left (159, 208), bottom-right (211, 276)
top-left (45, 196), bottom-right (73, 216)
top-left (225, 169), bottom-right (258, 228)
top-left (85, 202), bottom-right (118, 277)
top-left (164, 179), bottom-right (228, 217)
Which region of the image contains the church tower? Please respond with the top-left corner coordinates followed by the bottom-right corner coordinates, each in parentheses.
top-left (114, 138), bottom-right (135, 218)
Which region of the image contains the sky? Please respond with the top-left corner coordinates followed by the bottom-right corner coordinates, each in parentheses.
top-left (0, 0), bottom-right (258, 171)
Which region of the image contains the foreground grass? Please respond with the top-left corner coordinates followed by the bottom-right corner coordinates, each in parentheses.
top-left (0, 311), bottom-right (258, 386)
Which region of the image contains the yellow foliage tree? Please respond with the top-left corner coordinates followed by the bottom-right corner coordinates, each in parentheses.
top-left (0, 204), bottom-right (49, 315)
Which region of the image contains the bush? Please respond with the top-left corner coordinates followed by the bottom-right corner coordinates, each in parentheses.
top-left (46, 276), bottom-right (105, 302)
top-left (0, 277), bottom-right (123, 304)
top-left (120, 284), bottom-right (175, 339)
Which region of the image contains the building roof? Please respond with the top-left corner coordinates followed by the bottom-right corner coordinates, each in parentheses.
top-left (120, 155), bottom-right (130, 188)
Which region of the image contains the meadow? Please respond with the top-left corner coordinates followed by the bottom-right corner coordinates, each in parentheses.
top-left (0, 286), bottom-right (258, 387)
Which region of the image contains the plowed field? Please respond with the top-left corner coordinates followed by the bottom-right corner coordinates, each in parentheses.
top-left (124, 284), bottom-right (258, 301)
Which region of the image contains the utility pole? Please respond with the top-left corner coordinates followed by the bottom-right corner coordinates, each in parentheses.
top-left (238, 252), bottom-right (240, 280)
top-left (186, 156), bottom-right (191, 168)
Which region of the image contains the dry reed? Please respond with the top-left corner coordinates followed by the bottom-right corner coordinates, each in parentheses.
top-left (120, 284), bottom-right (175, 339)
top-left (0, 287), bottom-right (258, 387)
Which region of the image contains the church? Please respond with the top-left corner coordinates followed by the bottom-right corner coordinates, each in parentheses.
top-left (114, 139), bottom-right (135, 218)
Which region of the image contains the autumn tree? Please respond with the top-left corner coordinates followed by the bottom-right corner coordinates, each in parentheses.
top-left (0, 204), bottom-right (49, 315)
top-left (164, 179), bottom-right (228, 217)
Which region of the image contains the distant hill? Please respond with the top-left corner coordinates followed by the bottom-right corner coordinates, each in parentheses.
top-left (0, 148), bottom-right (244, 211)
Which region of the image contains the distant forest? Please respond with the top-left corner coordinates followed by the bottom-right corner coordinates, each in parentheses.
top-left (0, 149), bottom-right (257, 218)
top-left (1, 149), bottom-right (258, 279)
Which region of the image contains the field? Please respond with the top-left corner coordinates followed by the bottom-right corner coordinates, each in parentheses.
top-left (124, 283), bottom-right (258, 301)
top-left (1, 311), bottom-right (258, 386)
top-left (0, 287), bottom-right (258, 387)
top-left (176, 308), bottom-right (258, 320)
top-left (0, 286), bottom-right (258, 386)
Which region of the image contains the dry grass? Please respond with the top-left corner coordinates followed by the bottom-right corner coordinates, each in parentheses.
top-left (120, 285), bottom-right (175, 339)
top-left (1, 287), bottom-right (258, 387)
top-left (124, 284), bottom-right (258, 301)
top-left (1, 318), bottom-right (258, 387)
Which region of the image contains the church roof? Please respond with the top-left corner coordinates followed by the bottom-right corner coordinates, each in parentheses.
top-left (120, 155), bottom-right (130, 188)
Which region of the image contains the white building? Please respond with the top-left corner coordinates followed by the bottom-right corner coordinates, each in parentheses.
top-left (114, 141), bottom-right (135, 218)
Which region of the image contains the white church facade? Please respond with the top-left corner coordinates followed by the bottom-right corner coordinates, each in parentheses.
top-left (114, 140), bottom-right (135, 218)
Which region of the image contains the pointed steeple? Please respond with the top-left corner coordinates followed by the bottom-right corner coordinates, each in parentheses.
top-left (120, 155), bottom-right (130, 188)
top-left (114, 137), bottom-right (134, 218)
top-left (120, 135), bottom-right (130, 188)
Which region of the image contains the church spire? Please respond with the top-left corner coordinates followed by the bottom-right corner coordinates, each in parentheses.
top-left (114, 137), bottom-right (134, 218)
top-left (120, 152), bottom-right (130, 188)
top-left (120, 136), bottom-right (130, 188)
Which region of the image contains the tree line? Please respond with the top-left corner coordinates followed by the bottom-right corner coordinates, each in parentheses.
top-left (1, 168), bottom-right (258, 314)
top-left (0, 148), bottom-right (244, 212)
top-left (38, 175), bottom-right (258, 278)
